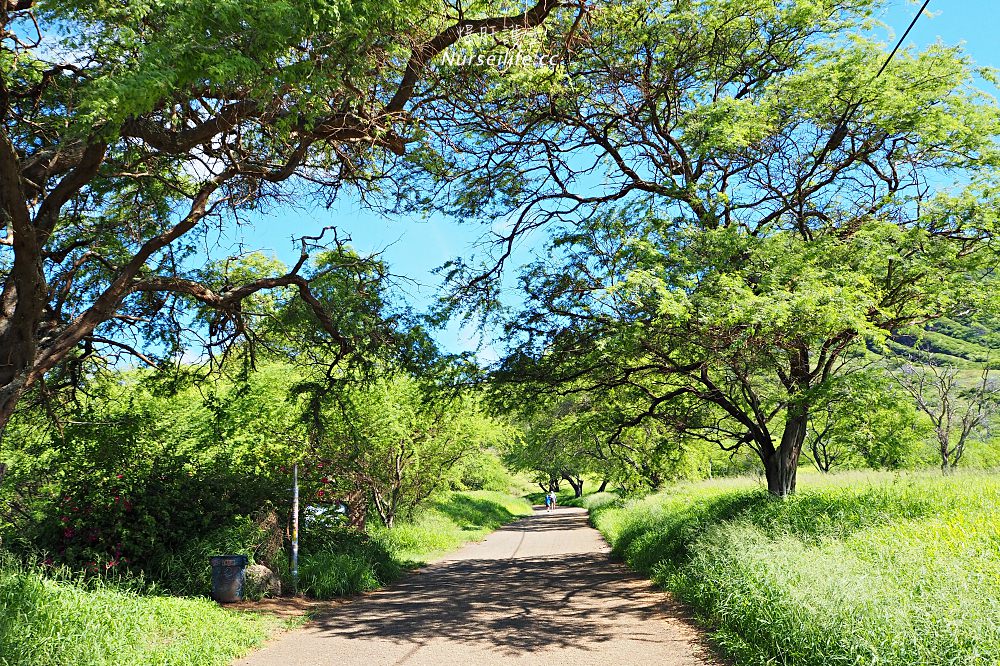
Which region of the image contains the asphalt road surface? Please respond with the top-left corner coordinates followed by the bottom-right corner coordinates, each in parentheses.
top-left (234, 506), bottom-right (720, 666)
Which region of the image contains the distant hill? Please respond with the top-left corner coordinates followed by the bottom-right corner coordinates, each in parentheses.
top-left (888, 315), bottom-right (1000, 368)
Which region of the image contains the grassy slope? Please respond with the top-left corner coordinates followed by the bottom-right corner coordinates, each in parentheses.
top-left (589, 472), bottom-right (1000, 666)
top-left (295, 490), bottom-right (533, 599)
top-left (374, 490), bottom-right (534, 562)
top-left (891, 316), bottom-right (1000, 367)
top-left (0, 568), bottom-right (288, 666)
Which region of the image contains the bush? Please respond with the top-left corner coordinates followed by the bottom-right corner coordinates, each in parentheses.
top-left (298, 551), bottom-right (383, 598)
top-left (590, 472), bottom-right (1000, 666)
top-left (450, 451), bottom-right (513, 493)
top-left (0, 378), bottom-right (286, 579)
top-left (293, 491), bottom-right (532, 598)
top-left (298, 521), bottom-right (402, 599)
top-left (145, 511), bottom-right (286, 597)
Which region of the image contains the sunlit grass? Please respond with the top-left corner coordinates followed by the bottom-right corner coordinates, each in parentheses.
top-left (0, 561), bottom-right (288, 666)
top-left (370, 490), bottom-right (533, 563)
top-left (590, 470), bottom-right (1000, 665)
top-left (298, 490), bottom-right (533, 598)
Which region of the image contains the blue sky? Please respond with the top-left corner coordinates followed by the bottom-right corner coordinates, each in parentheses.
top-left (231, 0), bottom-right (1000, 360)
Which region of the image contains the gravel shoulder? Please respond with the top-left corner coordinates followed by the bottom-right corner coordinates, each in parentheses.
top-left (234, 506), bottom-right (722, 666)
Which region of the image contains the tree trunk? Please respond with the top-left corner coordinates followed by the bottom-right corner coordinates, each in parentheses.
top-left (597, 478), bottom-right (608, 493)
top-left (0, 374), bottom-right (28, 436)
top-left (561, 473), bottom-right (583, 497)
top-left (810, 440), bottom-right (831, 473)
top-left (763, 407), bottom-right (807, 497)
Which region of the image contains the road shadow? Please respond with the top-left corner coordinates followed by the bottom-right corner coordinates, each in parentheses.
top-left (304, 509), bottom-right (719, 660)
top-left (446, 508), bottom-right (590, 538)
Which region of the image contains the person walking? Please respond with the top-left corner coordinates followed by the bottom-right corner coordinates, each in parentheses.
top-left (547, 490), bottom-right (557, 511)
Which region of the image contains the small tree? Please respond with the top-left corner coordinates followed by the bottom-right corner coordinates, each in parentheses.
top-left (807, 371), bottom-right (927, 472)
top-left (892, 363), bottom-right (996, 473)
top-left (321, 373), bottom-right (507, 528)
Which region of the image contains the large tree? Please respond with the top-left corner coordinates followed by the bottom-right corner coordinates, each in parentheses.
top-left (0, 0), bottom-right (574, 447)
top-left (439, 0), bottom-right (1000, 495)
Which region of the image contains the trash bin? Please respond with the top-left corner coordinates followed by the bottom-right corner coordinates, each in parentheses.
top-left (210, 555), bottom-right (248, 603)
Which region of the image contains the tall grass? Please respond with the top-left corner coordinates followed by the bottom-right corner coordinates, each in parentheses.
top-left (297, 490), bottom-right (533, 598)
top-left (590, 471), bottom-right (1000, 666)
top-left (372, 490), bottom-right (533, 562)
top-left (0, 559), bottom-right (286, 666)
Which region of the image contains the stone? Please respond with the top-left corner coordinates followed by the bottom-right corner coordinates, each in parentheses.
top-left (244, 563), bottom-right (282, 599)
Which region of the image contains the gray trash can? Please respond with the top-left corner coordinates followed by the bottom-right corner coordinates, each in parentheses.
top-left (210, 554), bottom-right (248, 603)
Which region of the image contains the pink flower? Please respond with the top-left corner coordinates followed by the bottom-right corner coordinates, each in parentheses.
top-left (317, 490), bottom-right (325, 497)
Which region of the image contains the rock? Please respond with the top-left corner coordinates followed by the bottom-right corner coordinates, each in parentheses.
top-left (244, 564), bottom-right (282, 599)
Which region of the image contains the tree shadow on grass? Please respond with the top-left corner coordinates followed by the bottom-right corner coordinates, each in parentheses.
top-left (429, 495), bottom-right (517, 530)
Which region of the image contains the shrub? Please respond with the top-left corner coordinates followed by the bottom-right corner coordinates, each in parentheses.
top-left (450, 451), bottom-right (513, 493)
top-left (146, 512), bottom-right (286, 597)
top-left (298, 551), bottom-right (384, 598)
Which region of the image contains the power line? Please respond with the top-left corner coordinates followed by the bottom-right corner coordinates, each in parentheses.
top-left (876, 0), bottom-right (932, 79)
top-left (819, 1), bottom-right (932, 160)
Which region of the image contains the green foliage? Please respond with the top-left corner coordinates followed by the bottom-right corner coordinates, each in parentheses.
top-left (449, 450), bottom-right (513, 493)
top-left (887, 310), bottom-right (1000, 368)
top-left (0, 355), bottom-right (514, 585)
top-left (807, 370), bottom-right (930, 471)
top-left (591, 472), bottom-right (1000, 665)
top-left (297, 491), bottom-right (532, 598)
top-left (297, 513), bottom-right (401, 598)
top-left (298, 551), bottom-right (384, 599)
top-left (147, 515), bottom-right (285, 598)
top-left (369, 491), bottom-right (533, 564)
top-left (461, 0), bottom-right (1000, 497)
top-left (0, 372), bottom-right (289, 581)
top-left (0, 557), bottom-right (286, 666)
top-left (311, 372), bottom-right (515, 527)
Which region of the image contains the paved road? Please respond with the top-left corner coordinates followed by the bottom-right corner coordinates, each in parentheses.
top-left (235, 507), bottom-right (720, 666)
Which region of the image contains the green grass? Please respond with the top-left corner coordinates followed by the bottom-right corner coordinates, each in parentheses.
top-left (0, 562), bottom-right (289, 666)
top-left (298, 490), bottom-right (533, 597)
top-left (0, 490), bottom-right (531, 664)
top-left (589, 471), bottom-right (1000, 666)
top-left (370, 490), bottom-right (533, 563)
